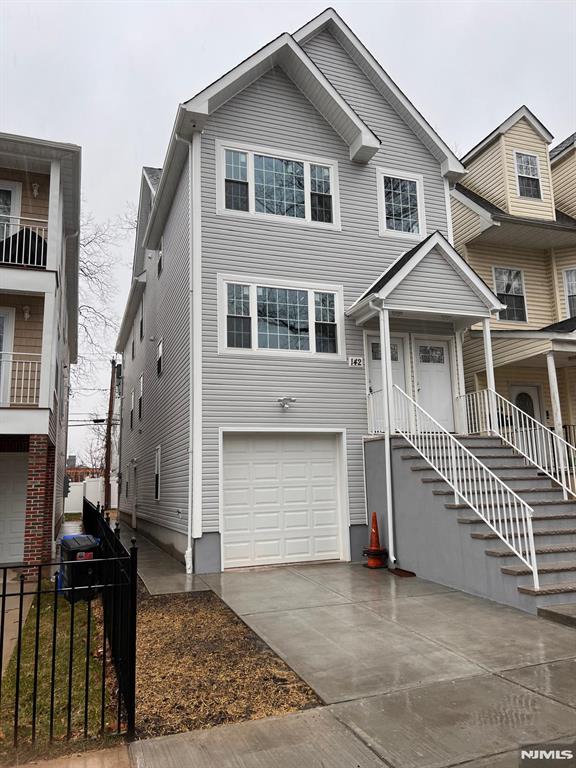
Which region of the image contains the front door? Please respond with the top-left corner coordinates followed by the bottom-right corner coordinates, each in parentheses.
top-left (509, 385), bottom-right (542, 422)
top-left (368, 336), bottom-right (406, 431)
top-left (415, 339), bottom-right (455, 431)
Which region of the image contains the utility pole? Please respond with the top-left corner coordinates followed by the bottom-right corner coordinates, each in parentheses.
top-left (104, 358), bottom-right (116, 510)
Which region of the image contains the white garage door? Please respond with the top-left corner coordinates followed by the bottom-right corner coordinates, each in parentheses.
top-left (223, 433), bottom-right (342, 568)
top-left (0, 453), bottom-right (28, 564)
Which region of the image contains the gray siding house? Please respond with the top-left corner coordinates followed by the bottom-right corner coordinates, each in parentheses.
top-left (116, 9), bottom-right (576, 614)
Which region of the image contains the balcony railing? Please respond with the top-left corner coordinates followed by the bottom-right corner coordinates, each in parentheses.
top-left (0, 216), bottom-right (48, 268)
top-left (0, 353), bottom-right (41, 406)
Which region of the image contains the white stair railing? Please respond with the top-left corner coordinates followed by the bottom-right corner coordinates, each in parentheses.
top-left (462, 388), bottom-right (576, 500)
top-left (393, 385), bottom-right (539, 589)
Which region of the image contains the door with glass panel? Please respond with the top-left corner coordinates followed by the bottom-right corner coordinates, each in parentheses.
top-left (367, 336), bottom-right (406, 432)
top-left (415, 339), bottom-right (454, 431)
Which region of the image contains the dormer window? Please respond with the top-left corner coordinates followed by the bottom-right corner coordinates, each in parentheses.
top-left (515, 152), bottom-right (541, 199)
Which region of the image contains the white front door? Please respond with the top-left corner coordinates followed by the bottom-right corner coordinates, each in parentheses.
top-left (0, 453), bottom-right (27, 564)
top-left (415, 339), bottom-right (455, 431)
top-left (222, 433), bottom-right (341, 568)
top-left (368, 336), bottom-right (406, 431)
top-left (509, 385), bottom-right (542, 422)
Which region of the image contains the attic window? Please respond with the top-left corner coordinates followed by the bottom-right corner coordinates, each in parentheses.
top-left (515, 152), bottom-right (541, 199)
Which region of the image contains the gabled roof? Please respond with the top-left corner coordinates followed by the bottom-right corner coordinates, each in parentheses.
top-left (183, 31), bottom-right (380, 163)
top-left (550, 132), bottom-right (576, 164)
top-left (293, 9), bottom-right (465, 181)
top-left (348, 230), bottom-right (503, 315)
top-left (461, 106), bottom-right (554, 165)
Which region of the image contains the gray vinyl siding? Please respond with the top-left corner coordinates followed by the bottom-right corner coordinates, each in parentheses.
top-left (385, 248), bottom-right (488, 314)
top-left (118, 163), bottom-right (190, 534)
top-left (200, 31), bottom-right (451, 532)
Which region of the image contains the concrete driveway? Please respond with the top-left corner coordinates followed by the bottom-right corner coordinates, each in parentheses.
top-left (132, 563), bottom-right (576, 768)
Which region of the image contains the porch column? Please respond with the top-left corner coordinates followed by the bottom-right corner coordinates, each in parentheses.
top-left (546, 351), bottom-right (563, 437)
top-left (482, 318), bottom-right (498, 433)
top-left (378, 306), bottom-right (396, 564)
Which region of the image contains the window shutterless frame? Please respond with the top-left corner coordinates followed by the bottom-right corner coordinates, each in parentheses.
top-left (513, 150), bottom-right (542, 200)
top-left (492, 265), bottom-right (528, 323)
top-left (215, 140), bottom-right (341, 230)
top-left (217, 273), bottom-right (346, 359)
top-left (563, 268), bottom-right (576, 318)
top-left (376, 167), bottom-right (426, 239)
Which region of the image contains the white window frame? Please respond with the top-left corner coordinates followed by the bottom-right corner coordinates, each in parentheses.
top-left (0, 307), bottom-right (15, 405)
top-left (563, 268), bottom-right (576, 318)
top-left (0, 180), bottom-right (22, 235)
top-left (217, 273), bottom-right (346, 359)
top-left (156, 338), bottom-right (163, 376)
top-left (493, 265), bottom-right (528, 323)
top-left (215, 140), bottom-right (341, 230)
top-left (138, 373), bottom-right (143, 419)
top-left (376, 167), bottom-right (426, 240)
top-left (513, 150), bottom-right (542, 200)
top-left (154, 445), bottom-right (161, 501)
top-left (130, 388), bottom-right (135, 429)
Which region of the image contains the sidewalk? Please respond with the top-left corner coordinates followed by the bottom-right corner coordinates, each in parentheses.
top-left (24, 746), bottom-right (130, 768)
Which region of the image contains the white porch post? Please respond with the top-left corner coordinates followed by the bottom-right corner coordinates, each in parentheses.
top-left (455, 329), bottom-right (467, 434)
top-left (546, 351), bottom-right (563, 437)
top-left (378, 306), bottom-right (396, 564)
top-left (46, 160), bottom-right (61, 272)
top-left (482, 318), bottom-right (497, 433)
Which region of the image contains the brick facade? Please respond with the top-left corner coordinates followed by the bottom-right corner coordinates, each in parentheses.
top-left (23, 434), bottom-right (55, 567)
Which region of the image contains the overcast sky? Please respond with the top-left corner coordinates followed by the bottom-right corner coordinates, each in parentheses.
top-left (2, 0), bottom-right (575, 457)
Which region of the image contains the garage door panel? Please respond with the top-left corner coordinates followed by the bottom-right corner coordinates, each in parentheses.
top-left (223, 434), bottom-right (342, 568)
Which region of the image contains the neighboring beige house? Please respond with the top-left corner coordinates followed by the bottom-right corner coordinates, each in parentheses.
top-left (451, 107), bottom-right (576, 441)
top-left (0, 133), bottom-right (81, 566)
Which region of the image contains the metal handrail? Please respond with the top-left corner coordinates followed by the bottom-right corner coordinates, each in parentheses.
top-left (462, 388), bottom-right (576, 500)
top-left (393, 384), bottom-right (539, 588)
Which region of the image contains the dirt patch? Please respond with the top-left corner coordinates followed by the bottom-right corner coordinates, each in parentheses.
top-left (136, 584), bottom-right (320, 738)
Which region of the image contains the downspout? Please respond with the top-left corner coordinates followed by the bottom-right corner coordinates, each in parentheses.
top-left (177, 132), bottom-right (203, 573)
top-left (369, 300), bottom-right (396, 564)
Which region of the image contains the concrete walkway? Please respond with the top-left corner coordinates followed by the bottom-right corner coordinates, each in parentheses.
top-left (132, 562), bottom-right (576, 768)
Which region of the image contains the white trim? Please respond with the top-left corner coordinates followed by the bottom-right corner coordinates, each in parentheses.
top-left (561, 267), bottom-right (576, 320)
top-left (462, 106), bottom-right (553, 165)
top-left (513, 149), bottom-right (543, 200)
top-left (0, 180), bottom-right (22, 233)
top-left (215, 140), bottom-right (341, 231)
top-left (292, 9), bottom-right (465, 179)
top-left (492, 265), bottom-right (529, 324)
top-left (376, 167), bottom-right (426, 240)
top-left (217, 273), bottom-right (346, 360)
top-left (191, 134), bottom-right (203, 541)
top-left (0, 307), bottom-right (15, 405)
top-left (218, 427), bottom-right (351, 569)
top-left (0, 407), bottom-right (50, 434)
top-left (444, 179), bottom-right (454, 245)
top-left (509, 383), bottom-right (544, 424)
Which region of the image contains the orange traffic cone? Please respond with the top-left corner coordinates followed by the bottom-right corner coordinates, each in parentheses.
top-left (362, 512), bottom-right (388, 569)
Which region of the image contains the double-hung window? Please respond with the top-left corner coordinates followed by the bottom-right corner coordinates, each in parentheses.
top-left (130, 389), bottom-right (134, 429)
top-left (515, 152), bottom-right (541, 199)
top-left (138, 374), bottom-right (143, 419)
top-left (154, 446), bottom-right (161, 501)
top-left (494, 267), bottom-right (527, 322)
top-left (156, 339), bottom-right (163, 376)
top-left (219, 143), bottom-right (338, 227)
top-left (221, 277), bottom-right (343, 356)
top-left (377, 168), bottom-right (425, 237)
top-left (564, 269), bottom-right (576, 317)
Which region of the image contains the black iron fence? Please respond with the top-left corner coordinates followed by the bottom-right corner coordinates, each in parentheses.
top-left (0, 501), bottom-right (137, 748)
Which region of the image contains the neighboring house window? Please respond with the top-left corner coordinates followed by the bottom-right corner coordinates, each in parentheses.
top-left (515, 152), bottom-right (541, 199)
top-left (157, 339), bottom-right (163, 376)
top-left (377, 168), bottom-right (425, 237)
top-left (495, 268), bottom-right (527, 322)
top-left (131, 335), bottom-right (135, 360)
top-left (157, 237), bottom-right (163, 277)
top-left (125, 481), bottom-right (129, 498)
top-left (219, 144), bottom-right (338, 227)
top-left (221, 278), bottom-right (343, 356)
top-left (130, 389), bottom-right (134, 429)
top-left (0, 180), bottom-right (22, 238)
top-left (564, 269), bottom-right (576, 317)
top-left (139, 301), bottom-right (144, 340)
top-left (154, 446), bottom-right (161, 501)
top-left (138, 374), bottom-right (143, 419)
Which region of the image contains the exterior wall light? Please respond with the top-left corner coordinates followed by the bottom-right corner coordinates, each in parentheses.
top-left (277, 397), bottom-right (296, 409)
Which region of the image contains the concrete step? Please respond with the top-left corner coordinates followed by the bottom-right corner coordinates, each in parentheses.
top-left (422, 475), bottom-right (554, 491)
top-left (485, 544), bottom-right (576, 559)
top-left (434, 487), bottom-right (562, 502)
top-left (402, 451), bottom-right (522, 464)
top-left (411, 462), bottom-right (534, 476)
top-left (502, 561), bottom-right (576, 576)
top-left (458, 513), bottom-right (576, 528)
top-left (471, 529), bottom-right (576, 547)
top-left (397, 445), bottom-right (515, 458)
top-left (518, 582), bottom-right (576, 597)
top-left (537, 604), bottom-right (576, 628)
top-left (445, 499), bottom-right (576, 512)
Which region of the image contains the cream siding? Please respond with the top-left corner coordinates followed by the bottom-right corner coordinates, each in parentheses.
top-left (461, 138), bottom-right (507, 210)
top-left (451, 198), bottom-right (483, 256)
top-left (553, 245), bottom-right (576, 320)
top-left (552, 152), bottom-right (576, 218)
top-left (503, 118), bottom-right (555, 220)
top-left (385, 248), bottom-right (488, 314)
top-left (465, 244), bottom-right (554, 329)
top-left (0, 167), bottom-right (50, 222)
